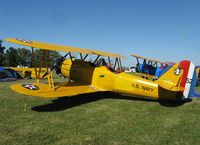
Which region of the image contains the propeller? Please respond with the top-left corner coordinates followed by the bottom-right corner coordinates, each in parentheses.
top-left (51, 56), bottom-right (64, 76)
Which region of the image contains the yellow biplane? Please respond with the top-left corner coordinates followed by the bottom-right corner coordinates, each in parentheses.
top-left (4, 38), bottom-right (200, 100)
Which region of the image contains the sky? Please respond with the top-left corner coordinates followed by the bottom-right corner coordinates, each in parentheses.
top-left (0, 0), bottom-right (200, 66)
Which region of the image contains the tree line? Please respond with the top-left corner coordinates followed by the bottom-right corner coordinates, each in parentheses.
top-left (0, 40), bottom-right (61, 67)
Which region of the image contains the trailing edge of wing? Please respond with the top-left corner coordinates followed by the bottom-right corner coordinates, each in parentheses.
top-left (4, 38), bottom-right (124, 58)
top-left (10, 82), bottom-right (101, 98)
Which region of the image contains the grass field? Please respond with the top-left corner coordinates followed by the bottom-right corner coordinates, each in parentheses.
top-left (0, 78), bottom-right (200, 145)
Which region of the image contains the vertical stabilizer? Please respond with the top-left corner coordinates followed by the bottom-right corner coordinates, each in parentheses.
top-left (157, 60), bottom-right (199, 99)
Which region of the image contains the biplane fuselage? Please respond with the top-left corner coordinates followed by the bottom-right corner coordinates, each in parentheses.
top-left (60, 59), bottom-right (192, 100)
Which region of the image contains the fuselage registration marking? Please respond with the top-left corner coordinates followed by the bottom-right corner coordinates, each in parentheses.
top-left (131, 83), bottom-right (154, 92)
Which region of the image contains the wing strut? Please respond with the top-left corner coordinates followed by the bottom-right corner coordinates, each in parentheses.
top-left (69, 52), bottom-right (73, 61)
top-left (38, 50), bottom-right (46, 80)
top-left (113, 58), bottom-right (122, 72)
top-left (83, 54), bottom-right (89, 60)
top-left (31, 47), bottom-right (55, 90)
top-left (48, 71), bottom-right (55, 90)
top-left (31, 47), bottom-right (39, 82)
top-left (93, 55), bottom-right (101, 63)
top-left (108, 57), bottom-right (111, 66)
top-left (119, 58), bottom-right (122, 72)
top-left (80, 53), bottom-right (83, 60)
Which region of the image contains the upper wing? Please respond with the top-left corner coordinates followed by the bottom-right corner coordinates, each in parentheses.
top-left (10, 82), bottom-right (101, 98)
top-left (131, 54), bottom-right (163, 63)
top-left (4, 38), bottom-right (124, 58)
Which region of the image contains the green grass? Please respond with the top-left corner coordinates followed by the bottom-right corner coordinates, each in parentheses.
top-left (1, 79), bottom-right (200, 145)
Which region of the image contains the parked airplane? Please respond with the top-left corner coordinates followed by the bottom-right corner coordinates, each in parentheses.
top-left (4, 38), bottom-right (200, 100)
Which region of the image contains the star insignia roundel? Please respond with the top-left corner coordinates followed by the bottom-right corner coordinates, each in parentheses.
top-left (22, 84), bottom-right (39, 90)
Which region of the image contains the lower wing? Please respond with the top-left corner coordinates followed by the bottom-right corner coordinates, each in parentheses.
top-left (10, 82), bottom-right (100, 98)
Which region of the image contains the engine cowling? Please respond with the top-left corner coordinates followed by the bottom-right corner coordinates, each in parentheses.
top-left (61, 59), bottom-right (73, 79)
top-left (61, 59), bottom-right (95, 84)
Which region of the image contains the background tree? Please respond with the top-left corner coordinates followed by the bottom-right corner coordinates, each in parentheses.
top-left (3, 46), bottom-right (61, 67)
top-left (33, 49), bottom-right (61, 67)
top-left (49, 50), bottom-right (62, 65)
top-left (0, 40), bottom-right (6, 66)
top-left (17, 48), bottom-right (32, 67)
top-left (5, 47), bottom-right (18, 67)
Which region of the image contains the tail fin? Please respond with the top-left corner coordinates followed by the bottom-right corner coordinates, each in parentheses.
top-left (157, 60), bottom-right (199, 99)
top-left (178, 60), bottom-right (200, 98)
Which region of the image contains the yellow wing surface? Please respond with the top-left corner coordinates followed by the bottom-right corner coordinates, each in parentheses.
top-left (10, 82), bottom-right (100, 98)
top-left (4, 38), bottom-right (124, 58)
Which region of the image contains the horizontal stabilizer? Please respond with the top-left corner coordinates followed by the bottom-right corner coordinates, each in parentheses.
top-left (158, 81), bottom-right (184, 92)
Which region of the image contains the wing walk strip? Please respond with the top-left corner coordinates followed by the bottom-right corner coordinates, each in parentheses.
top-left (88, 85), bottom-right (102, 91)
